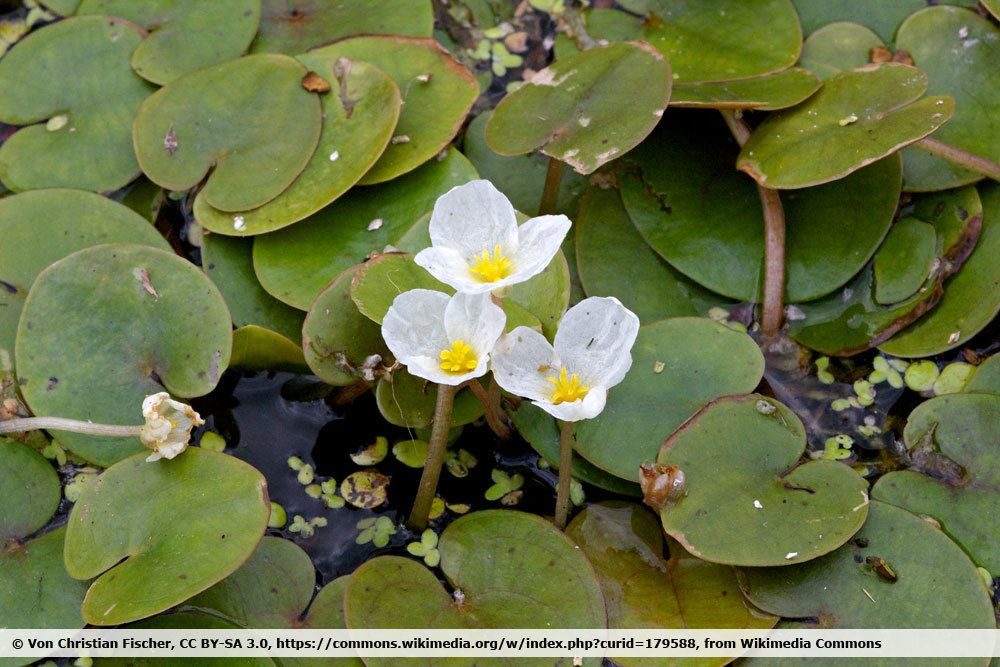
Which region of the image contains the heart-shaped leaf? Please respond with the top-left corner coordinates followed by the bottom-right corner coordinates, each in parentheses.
top-left (567, 502), bottom-right (776, 667)
top-left (345, 510), bottom-right (605, 665)
top-left (375, 369), bottom-right (484, 429)
top-left (231, 325), bottom-right (307, 373)
top-left (737, 64), bottom-right (953, 189)
top-left (194, 57), bottom-right (401, 236)
top-left (671, 68), bottom-right (821, 110)
top-left (487, 42), bottom-right (670, 175)
top-left (0, 438), bottom-right (60, 545)
top-left (797, 22), bottom-right (884, 80)
top-left (253, 148), bottom-right (477, 309)
top-left (64, 448), bottom-right (269, 626)
top-left (0, 188), bottom-right (169, 360)
top-left (872, 217), bottom-right (937, 305)
top-left (966, 354), bottom-right (1000, 396)
top-left (872, 393), bottom-right (1000, 572)
top-left (250, 0), bottom-right (433, 55)
top-left (76, 0), bottom-right (261, 85)
top-left (658, 394), bottom-right (869, 566)
top-left (0, 16), bottom-right (154, 193)
top-left (311, 36), bottom-right (477, 185)
top-left (896, 7), bottom-right (1000, 191)
top-left (791, 0), bottom-right (923, 43)
top-left (16, 244), bottom-right (232, 466)
top-left (574, 317), bottom-right (764, 482)
top-left (133, 54), bottom-right (322, 212)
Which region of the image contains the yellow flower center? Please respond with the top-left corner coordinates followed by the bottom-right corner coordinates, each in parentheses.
top-left (547, 367), bottom-right (589, 404)
top-left (469, 244), bottom-right (512, 283)
top-left (439, 339), bottom-right (478, 374)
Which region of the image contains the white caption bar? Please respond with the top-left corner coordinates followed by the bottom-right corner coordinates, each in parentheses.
top-left (1, 629), bottom-right (999, 658)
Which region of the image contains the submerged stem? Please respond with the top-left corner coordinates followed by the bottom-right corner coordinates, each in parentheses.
top-left (914, 137), bottom-right (1000, 183)
top-left (538, 157), bottom-right (564, 216)
top-left (0, 416), bottom-right (143, 437)
top-left (407, 383), bottom-right (457, 531)
top-left (554, 420), bottom-right (575, 530)
top-left (720, 110), bottom-right (787, 337)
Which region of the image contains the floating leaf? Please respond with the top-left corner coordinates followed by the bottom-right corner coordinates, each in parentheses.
top-left (76, 0), bottom-right (261, 85)
top-left (311, 36), bottom-right (477, 185)
top-left (797, 22), bottom-right (884, 80)
top-left (375, 369), bottom-right (484, 429)
top-left (251, 0), bottom-right (433, 55)
top-left (486, 42), bottom-right (670, 175)
top-left (0, 189), bottom-right (169, 360)
top-left (658, 394), bottom-right (869, 566)
top-left (0, 438), bottom-right (60, 544)
top-left (965, 354), bottom-right (1000, 396)
top-left (872, 394), bottom-right (1000, 572)
top-left (896, 7), bottom-right (1000, 191)
top-left (574, 317), bottom-right (764, 482)
top-left (352, 436), bottom-right (388, 466)
top-left (231, 326), bottom-right (307, 373)
top-left (567, 502), bottom-right (776, 666)
top-left (791, 0), bottom-right (924, 43)
top-left (671, 68), bottom-right (820, 110)
top-left (392, 439), bottom-right (429, 468)
top-left (0, 17), bottom-right (153, 193)
top-left (341, 470), bottom-right (390, 509)
top-left (64, 449), bottom-right (269, 625)
top-left (983, 0), bottom-right (1000, 20)
top-left (16, 244), bottom-right (232, 465)
top-left (133, 54), bottom-right (322, 212)
top-left (872, 217), bottom-right (936, 305)
top-left (737, 64), bottom-right (953, 189)
top-left (344, 511), bottom-right (605, 663)
top-left (194, 57), bottom-right (401, 235)
top-left (253, 148), bottom-right (477, 309)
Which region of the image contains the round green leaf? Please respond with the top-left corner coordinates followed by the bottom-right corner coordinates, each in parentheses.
top-left (253, 148), bottom-right (477, 309)
top-left (64, 448), bottom-right (269, 626)
top-left (375, 369), bottom-right (484, 429)
top-left (231, 325), bottom-right (307, 373)
top-left (0, 438), bottom-right (60, 544)
top-left (133, 54), bottom-right (322, 212)
top-left (567, 502), bottom-right (776, 667)
top-left (873, 217), bottom-right (937, 305)
top-left (658, 394), bottom-right (869, 566)
top-left (671, 68), bottom-right (821, 110)
top-left (798, 21), bottom-right (884, 80)
top-left (880, 184), bottom-right (1000, 356)
top-left (16, 244), bottom-right (232, 466)
top-left (574, 317), bottom-right (764, 482)
top-left (873, 393), bottom-right (1000, 572)
top-left (194, 57), bottom-right (401, 236)
top-left (966, 354), bottom-right (1000, 396)
top-left (38, 0), bottom-right (80, 14)
top-left (345, 510), bottom-right (605, 662)
top-left (0, 188), bottom-right (169, 361)
top-left (303, 266), bottom-right (389, 387)
top-left (983, 0), bottom-right (1000, 20)
top-left (250, 0), bottom-right (433, 55)
top-left (487, 42), bottom-right (670, 175)
top-left (76, 0), bottom-right (262, 85)
top-left (738, 501), bottom-right (995, 636)
top-left (623, 114), bottom-right (902, 302)
top-left (897, 7), bottom-right (1000, 192)
top-left (791, 0), bottom-right (924, 43)
top-left (311, 36), bottom-right (477, 185)
top-left (576, 185), bottom-right (732, 323)
top-left (737, 63), bottom-right (953, 189)
top-left (0, 16), bottom-right (154, 193)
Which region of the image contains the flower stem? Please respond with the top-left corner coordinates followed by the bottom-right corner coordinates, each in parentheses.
top-left (538, 157), bottom-right (564, 216)
top-left (914, 137), bottom-right (1000, 183)
top-left (466, 380), bottom-right (511, 440)
top-left (720, 110), bottom-right (787, 337)
top-left (407, 383), bottom-right (457, 531)
top-left (554, 420), bottom-right (575, 530)
top-left (0, 416), bottom-right (143, 437)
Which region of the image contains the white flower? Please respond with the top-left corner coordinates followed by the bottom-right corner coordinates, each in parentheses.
top-left (381, 289), bottom-right (506, 386)
top-left (491, 297), bottom-right (639, 421)
top-left (140, 392), bottom-right (204, 462)
top-left (414, 180), bottom-right (571, 294)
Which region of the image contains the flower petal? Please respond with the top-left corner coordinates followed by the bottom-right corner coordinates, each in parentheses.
top-left (490, 326), bottom-right (560, 403)
top-left (429, 180), bottom-right (519, 257)
top-left (381, 289), bottom-right (450, 376)
top-left (400, 357), bottom-right (480, 386)
top-left (414, 246), bottom-right (496, 294)
top-left (443, 292), bottom-right (506, 372)
top-left (507, 214), bottom-right (572, 284)
top-left (554, 296), bottom-right (640, 388)
top-left (533, 386), bottom-right (607, 422)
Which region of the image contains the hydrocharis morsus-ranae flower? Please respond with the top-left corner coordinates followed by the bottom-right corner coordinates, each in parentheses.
top-left (140, 392), bottom-right (204, 462)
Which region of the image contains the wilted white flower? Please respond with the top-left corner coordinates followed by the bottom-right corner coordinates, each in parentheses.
top-left (140, 392), bottom-right (204, 462)
top-left (491, 297), bottom-right (639, 421)
top-left (414, 180), bottom-right (571, 294)
top-left (381, 289), bottom-right (506, 386)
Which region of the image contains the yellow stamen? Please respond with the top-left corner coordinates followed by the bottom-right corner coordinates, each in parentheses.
top-left (469, 244), bottom-right (512, 283)
top-left (547, 367), bottom-right (589, 404)
top-left (439, 339), bottom-right (478, 374)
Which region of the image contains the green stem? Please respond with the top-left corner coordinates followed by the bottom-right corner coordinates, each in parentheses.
top-left (538, 157), bottom-right (564, 216)
top-left (554, 420), bottom-right (575, 530)
top-left (0, 416), bottom-right (143, 437)
top-left (914, 137), bottom-right (1000, 183)
top-left (466, 380), bottom-right (511, 440)
top-left (407, 383), bottom-right (457, 531)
